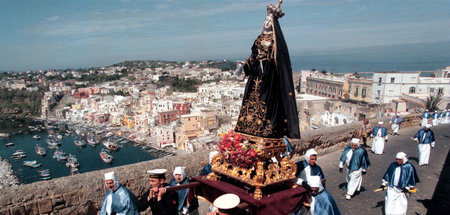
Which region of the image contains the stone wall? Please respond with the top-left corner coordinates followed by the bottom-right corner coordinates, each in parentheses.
top-left (0, 115), bottom-right (421, 215)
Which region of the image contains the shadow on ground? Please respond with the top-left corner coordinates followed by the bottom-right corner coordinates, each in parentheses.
top-left (425, 150), bottom-right (450, 214)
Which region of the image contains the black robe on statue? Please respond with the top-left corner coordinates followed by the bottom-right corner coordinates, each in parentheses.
top-left (235, 18), bottom-right (300, 139)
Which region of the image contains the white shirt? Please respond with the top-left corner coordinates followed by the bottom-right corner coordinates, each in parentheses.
top-left (345, 150), bottom-right (353, 167)
top-left (393, 167), bottom-right (401, 187)
top-left (105, 193), bottom-right (112, 215)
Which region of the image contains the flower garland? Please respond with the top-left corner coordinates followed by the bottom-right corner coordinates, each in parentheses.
top-left (217, 130), bottom-right (263, 168)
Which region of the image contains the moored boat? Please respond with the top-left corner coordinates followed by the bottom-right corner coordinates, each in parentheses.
top-left (23, 160), bottom-right (37, 167)
top-left (35, 146), bottom-right (47, 156)
top-left (32, 135), bottom-right (41, 139)
top-left (5, 142), bottom-right (14, 146)
top-left (100, 149), bottom-right (113, 164)
top-left (103, 141), bottom-right (118, 151)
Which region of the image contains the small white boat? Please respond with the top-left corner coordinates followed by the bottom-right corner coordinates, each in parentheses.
top-left (5, 142), bottom-right (14, 146)
top-left (31, 163), bottom-right (42, 168)
top-left (35, 146), bottom-right (47, 156)
top-left (23, 160), bottom-right (37, 167)
top-left (57, 135), bottom-right (63, 139)
top-left (41, 176), bottom-right (51, 180)
top-left (100, 150), bottom-right (113, 164)
top-left (32, 135), bottom-right (41, 139)
top-left (103, 141), bottom-right (118, 151)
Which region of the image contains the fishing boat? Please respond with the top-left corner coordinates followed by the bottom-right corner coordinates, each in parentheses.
top-left (41, 176), bottom-right (51, 180)
top-left (70, 168), bottom-right (79, 175)
top-left (31, 163), bottom-right (42, 168)
top-left (87, 137), bottom-right (97, 145)
top-left (23, 160), bottom-right (37, 167)
top-left (103, 141), bottom-right (118, 151)
top-left (40, 173), bottom-right (50, 177)
top-left (57, 134), bottom-right (63, 139)
top-left (5, 142), bottom-right (14, 147)
top-left (100, 149), bottom-right (113, 164)
top-left (47, 138), bottom-right (60, 146)
top-left (32, 135), bottom-right (41, 139)
top-left (65, 154), bottom-right (80, 168)
top-left (74, 139), bottom-right (86, 147)
top-left (37, 169), bottom-right (50, 174)
top-left (48, 145), bottom-right (58, 150)
top-left (35, 146), bottom-right (47, 156)
top-left (53, 150), bottom-right (68, 161)
top-left (12, 150), bottom-right (25, 156)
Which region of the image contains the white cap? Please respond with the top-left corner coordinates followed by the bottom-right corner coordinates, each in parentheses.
top-left (425, 124), bottom-right (432, 128)
top-left (307, 175), bottom-right (322, 188)
top-left (378, 121), bottom-right (383, 125)
top-left (396, 152), bottom-right (408, 163)
top-left (213, 193), bottom-right (240, 211)
top-left (304, 149), bottom-right (317, 162)
top-left (147, 169), bottom-right (167, 178)
top-left (425, 109), bottom-right (429, 111)
top-left (173, 166), bottom-right (186, 180)
top-left (351, 138), bottom-right (360, 144)
top-left (396, 113), bottom-right (400, 116)
top-left (104, 171), bottom-right (116, 181)
top-left (434, 110), bottom-right (437, 112)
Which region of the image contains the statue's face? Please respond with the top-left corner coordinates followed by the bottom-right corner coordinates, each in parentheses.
top-left (263, 15), bottom-right (273, 33)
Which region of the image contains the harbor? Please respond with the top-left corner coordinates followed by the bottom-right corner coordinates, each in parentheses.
top-left (0, 122), bottom-right (175, 184)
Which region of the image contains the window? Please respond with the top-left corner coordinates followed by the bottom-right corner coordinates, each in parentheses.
top-left (354, 87), bottom-right (359, 97)
top-left (430, 88), bottom-right (434, 93)
top-left (362, 88), bottom-right (367, 98)
top-left (378, 77), bottom-right (382, 84)
top-left (438, 88), bottom-right (444, 94)
top-left (390, 77), bottom-right (395, 83)
top-left (409, 87), bottom-right (416, 93)
top-left (377, 90), bottom-right (381, 96)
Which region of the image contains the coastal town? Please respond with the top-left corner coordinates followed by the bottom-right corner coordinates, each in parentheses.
top-left (1, 61), bottom-right (449, 154)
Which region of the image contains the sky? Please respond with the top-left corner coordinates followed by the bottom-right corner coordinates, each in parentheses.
top-left (0, 0), bottom-right (449, 71)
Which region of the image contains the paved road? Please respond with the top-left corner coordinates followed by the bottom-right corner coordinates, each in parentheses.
top-left (316, 123), bottom-right (450, 215)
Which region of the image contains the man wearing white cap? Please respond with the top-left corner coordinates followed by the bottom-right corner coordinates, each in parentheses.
top-left (301, 176), bottom-right (341, 215)
top-left (390, 114), bottom-right (404, 136)
top-left (431, 110), bottom-right (440, 126)
top-left (201, 151), bottom-right (219, 176)
top-left (137, 169), bottom-right (178, 214)
top-left (339, 138), bottom-right (371, 200)
top-left (295, 149), bottom-right (325, 192)
top-left (421, 109), bottom-right (430, 127)
top-left (413, 124), bottom-right (436, 166)
top-left (206, 193), bottom-right (247, 215)
top-left (380, 152), bottom-right (420, 215)
top-left (370, 121), bottom-right (388, 155)
top-left (169, 167), bottom-right (198, 215)
top-left (100, 172), bottom-right (139, 215)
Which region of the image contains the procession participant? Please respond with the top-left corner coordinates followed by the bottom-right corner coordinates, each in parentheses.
top-left (421, 109), bottom-right (431, 127)
top-left (370, 121), bottom-right (388, 155)
top-left (380, 152), bottom-right (420, 215)
top-left (305, 176), bottom-right (341, 215)
top-left (169, 167), bottom-right (198, 215)
top-left (390, 114), bottom-right (404, 136)
top-left (206, 194), bottom-right (248, 215)
top-left (431, 110), bottom-right (440, 126)
top-left (137, 169), bottom-right (178, 214)
top-left (441, 109), bottom-right (450, 124)
top-left (339, 138), bottom-right (371, 200)
top-left (295, 149), bottom-right (325, 192)
top-left (100, 172), bottom-right (139, 215)
top-left (359, 119), bottom-right (373, 148)
top-left (412, 124), bottom-right (436, 166)
top-left (201, 151), bottom-right (219, 176)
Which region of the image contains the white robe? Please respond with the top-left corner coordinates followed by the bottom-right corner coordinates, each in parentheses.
top-left (385, 167), bottom-right (408, 215)
top-left (418, 144), bottom-right (430, 165)
top-left (421, 118), bottom-right (428, 127)
top-left (346, 168), bottom-right (363, 196)
top-left (391, 124), bottom-right (399, 134)
top-left (432, 118), bottom-right (439, 126)
top-left (371, 129), bottom-right (386, 155)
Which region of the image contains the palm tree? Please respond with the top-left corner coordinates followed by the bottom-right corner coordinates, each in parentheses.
top-left (425, 95), bottom-right (442, 112)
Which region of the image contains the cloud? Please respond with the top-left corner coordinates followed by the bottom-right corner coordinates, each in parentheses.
top-left (46, 16), bottom-right (59, 22)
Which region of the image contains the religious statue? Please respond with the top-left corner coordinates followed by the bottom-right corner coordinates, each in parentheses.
top-left (235, 0), bottom-right (300, 139)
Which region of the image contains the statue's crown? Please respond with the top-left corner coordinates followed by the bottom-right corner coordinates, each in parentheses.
top-left (267, 0), bottom-right (284, 18)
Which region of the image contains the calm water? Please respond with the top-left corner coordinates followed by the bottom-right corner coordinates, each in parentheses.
top-left (0, 131), bottom-right (155, 184)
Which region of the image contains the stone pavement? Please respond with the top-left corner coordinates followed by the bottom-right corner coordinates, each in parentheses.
top-left (316, 123), bottom-right (450, 215)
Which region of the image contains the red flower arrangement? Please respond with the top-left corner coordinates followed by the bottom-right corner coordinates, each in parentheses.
top-left (217, 130), bottom-right (262, 168)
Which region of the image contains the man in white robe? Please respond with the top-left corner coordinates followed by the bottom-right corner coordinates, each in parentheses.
top-left (339, 138), bottom-right (370, 200)
top-left (380, 152), bottom-right (419, 215)
top-left (413, 124), bottom-right (436, 166)
top-left (431, 111), bottom-right (440, 126)
top-left (390, 114), bottom-right (404, 136)
top-left (421, 109), bottom-right (430, 127)
top-left (371, 122), bottom-right (388, 155)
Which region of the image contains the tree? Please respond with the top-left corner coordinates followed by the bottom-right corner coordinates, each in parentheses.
top-left (425, 95), bottom-right (442, 112)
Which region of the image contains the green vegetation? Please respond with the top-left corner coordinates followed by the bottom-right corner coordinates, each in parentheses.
top-left (156, 76), bottom-right (200, 92)
top-left (0, 88), bottom-right (44, 119)
top-left (425, 95), bottom-right (442, 112)
top-left (199, 60), bottom-right (236, 71)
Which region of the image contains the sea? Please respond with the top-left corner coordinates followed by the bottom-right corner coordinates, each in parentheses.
top-left (0, 130), bottom-right (156, 184)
